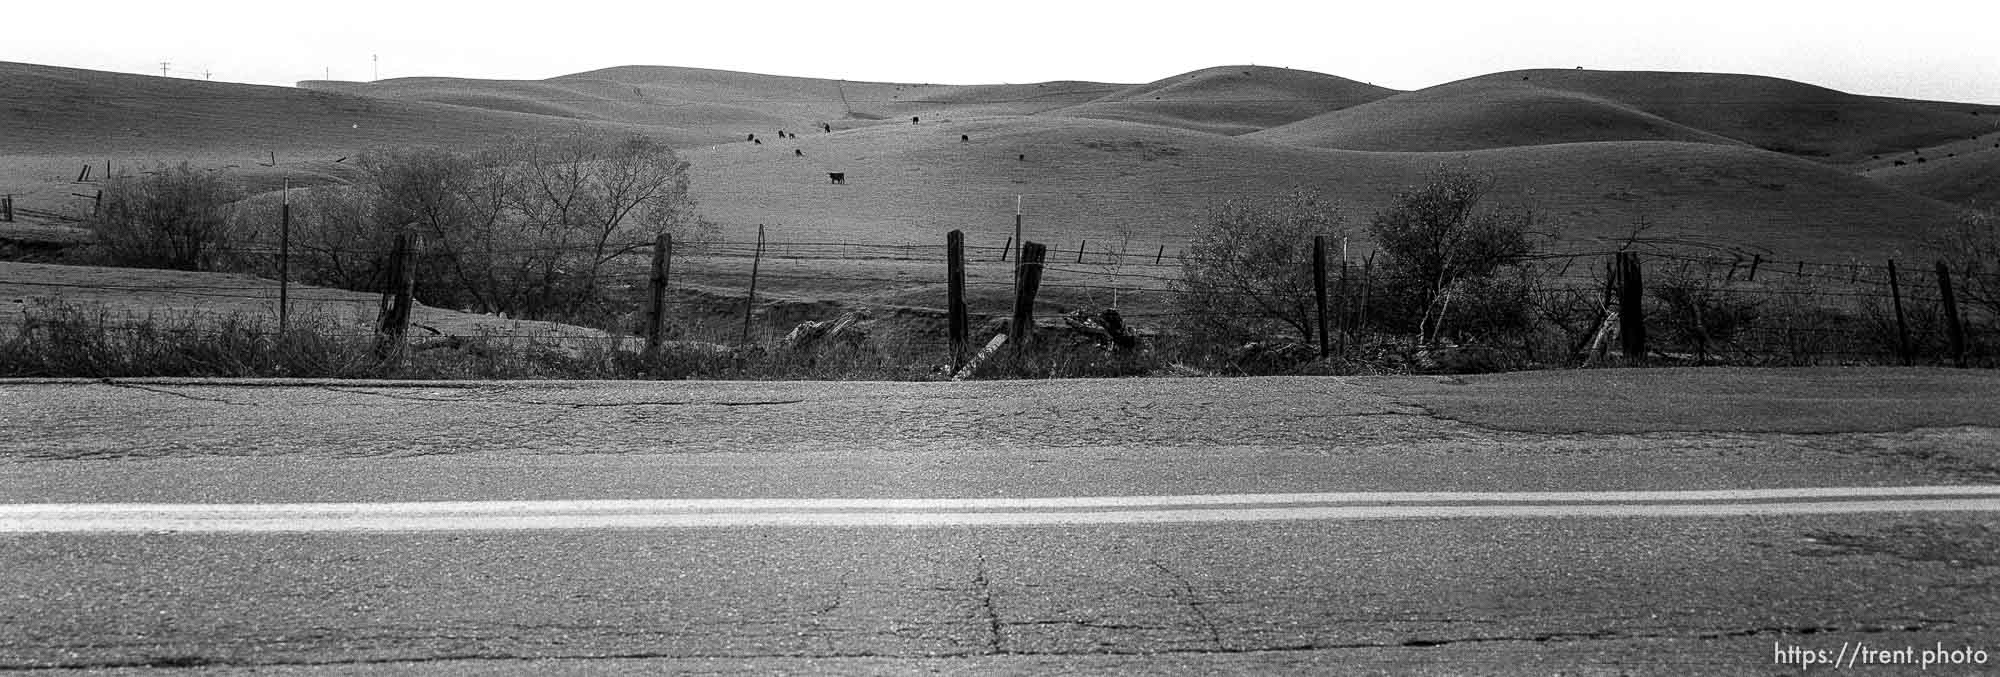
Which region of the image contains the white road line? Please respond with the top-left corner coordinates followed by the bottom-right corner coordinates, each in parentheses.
top-left (2, 487), bottom-right (1997, 533)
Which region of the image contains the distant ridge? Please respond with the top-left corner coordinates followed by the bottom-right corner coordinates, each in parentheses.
top-left (0, 61), bottom-right (668, 154)
top-left (1249, 78), bottom-right (1744, 151)
top-left (1052, 65), bottom-right (1399, 135)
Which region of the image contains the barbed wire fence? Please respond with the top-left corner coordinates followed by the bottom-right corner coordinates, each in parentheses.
top-left (5, 226), bottom-right (1995, 373)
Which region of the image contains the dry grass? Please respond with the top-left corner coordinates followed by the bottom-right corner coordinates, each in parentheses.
top-left (1054, 65), bottom-right (1398, 135)
top-left (1253, 68), bottom-right (2000, 163)
top-left (1250, 80), bottom-right (1745, 151)
top-left (680, 115), bottom-right (1968, 260)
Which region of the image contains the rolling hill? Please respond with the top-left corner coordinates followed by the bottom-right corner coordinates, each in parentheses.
top-left (303, 66), bottom-right (1129, 145)
top-left (1868, 144), bottom-right (2000, 209)
top-left (1, 59), bottom-right (1989, 266)
top-left (1252, 69), bottom-right (2000, 163)
top-left (1248, 78), bottom-right (1745, 151)
top-left (0, 61), bottom-right (674, 156)
top-left (680, 115), bottom-right (1967, 258)
top-left (1049, 66), bottom-right (1399, 135)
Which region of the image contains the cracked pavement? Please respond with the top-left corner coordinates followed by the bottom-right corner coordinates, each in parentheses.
top-left (2, 368), bottom-right (1998, 674)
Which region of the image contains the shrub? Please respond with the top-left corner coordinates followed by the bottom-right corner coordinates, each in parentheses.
top-left (88, 162), bottom-right (245, 271)
top-left (1647, 264), bottom-right (1762, 363)
top-left (1173, 189), bottom-right (1345, 345)
top-left (1367, 168), bottom-right (1536, 344)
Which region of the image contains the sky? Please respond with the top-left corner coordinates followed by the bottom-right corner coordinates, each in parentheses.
top-left (7, 0), bottom-right (1999, 103)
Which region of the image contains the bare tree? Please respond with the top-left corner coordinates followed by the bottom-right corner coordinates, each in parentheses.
top-left (89, 162), bottom-right (243, 271)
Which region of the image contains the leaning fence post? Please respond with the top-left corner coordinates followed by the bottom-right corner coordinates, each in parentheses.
top-left (645, 232), bottom-right (672, 357)
top-left (947, 230), bottom-right (968, 369)
top-left (1358, 253), bottom-right (1374, 333)
top-left (1887, 259), bottom-right (1912, 366)
top-left (1937, 260), bottom-right (1967, 367)
top-left (1618, 251), bottom-right (1646, 364)
top-left (374, 231), bottom-right (417, 361)
top-left (2, 195), bottom-right (12, 222)
top-left (742, 225), bottom-right (765, 344)
top-left (1010, 241), bottom-right (1047, 350)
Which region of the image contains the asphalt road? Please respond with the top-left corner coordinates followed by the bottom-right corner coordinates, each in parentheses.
top-left (2, 368), bottom-right (1998, 675)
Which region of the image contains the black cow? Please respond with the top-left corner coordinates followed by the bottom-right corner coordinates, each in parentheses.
top-left (829, 172), bottom-right (846, 185)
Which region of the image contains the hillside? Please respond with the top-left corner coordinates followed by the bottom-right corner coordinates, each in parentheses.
top-left (1, 60), bottom-right (1985, 265)
top-left (1868, 145), bottom-right (2000, 210)
top-left (0, 61), bottom-right (673, 156)
top-left (1249, 79), bottom-right (1744, 151)
top-left (680, 115), bottom-right (1965, 259)
top-left (1051, 66), bottom-right (1399, 135)
top-left (306, 66), bottom-right (1129, 144)
top-left (1460, 69), bottom-right (2000, 163)
top-left (1252, 69), bottom-right (2000, 162)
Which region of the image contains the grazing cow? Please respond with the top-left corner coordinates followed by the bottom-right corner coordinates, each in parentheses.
top-left (754, 138), bottom-right (762, 145)
top-left (1018, 154), bottom-right (1026, 161)
top-left (795, 149), bottom-right (803, 156)
top-left (747, 133), bottom-right (757, 142)
top-left (961, 134), bottom-right (969, 142)
top-left (829, 172), bottom-right (846, 184)
top-left (911, 116), bottom-right (919, 125)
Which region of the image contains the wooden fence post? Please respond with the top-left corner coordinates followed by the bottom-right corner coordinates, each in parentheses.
top-left (1937, 260), bottom-right (1967, 367)
top-left (947, 230), bottom-right (968, 369)
top-left (374, 231), bottom-right (416, 361)
top-left (1358, 253), bottom-right (1373, 334)
top-left (1339, 259), bottom-right (1352, 337)
top-left (278, 190), bottom-right (291, 334)
top-left (742, 225), bottom-right (764, 344)
top-left (1155, 245), bottom-right (1166, 265)
top-left (1887, 259), bottom-right (1912, 366)
top-left (1618, 251), bottom-right (1647, 363)
top-left (1010, 241), bottom-right (1047, 350)
top-left (645, 232), bottom-right (672, 357)
top-left (1747, 254), bottom-right (1762, 282)
top-left (2, 195), bottom-right (12, 222)
top-left (1000, 236), bottom-right (1012, 262)
top-left (1313, 235), bottom-right (1329, 358)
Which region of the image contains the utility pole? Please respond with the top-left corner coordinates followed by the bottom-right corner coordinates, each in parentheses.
top-left (159, 61), bottom-right (171, 77)
top-left (373, 54), bottom-right (379, 81)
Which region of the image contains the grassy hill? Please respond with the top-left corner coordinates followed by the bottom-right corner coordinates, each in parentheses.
top-left (1050, 65), bottom-right (1399, 135)
top-left (305, 66), bottom-right (1129, 144)
top-left (1460, 69), bottom-right (2000, 163)
top-left (1248, 79), bottom-right (1744, 151)
top-left (682, 115), bottom-right (1966, 259)
top-left (1252, 69), bottom-right (2000, 163)
top-left (1868, 143), bottom-right (2000, 210)
top-left (0, 61), bottom-right (670, 156)
top-left (2, 60), bottom-right (1985, 267)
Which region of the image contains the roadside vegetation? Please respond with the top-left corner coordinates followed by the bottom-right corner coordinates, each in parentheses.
top-left (12, 156), bottom-right (1993, 380)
